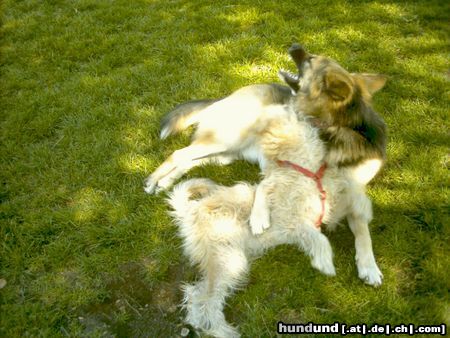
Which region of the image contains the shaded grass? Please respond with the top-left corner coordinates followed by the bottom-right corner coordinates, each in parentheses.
top-left (1, 0), bottom-right (449, 336)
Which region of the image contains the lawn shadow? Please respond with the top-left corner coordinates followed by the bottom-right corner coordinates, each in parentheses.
top-left (78, 260), bottom-right (198, 337)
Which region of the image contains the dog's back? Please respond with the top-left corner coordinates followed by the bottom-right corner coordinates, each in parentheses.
top-left (255, 109), bottom-right (351, 229)
top-left (160, 84), bottom-right (292, 140)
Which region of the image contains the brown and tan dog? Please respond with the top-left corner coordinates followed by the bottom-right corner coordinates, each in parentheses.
top-left (144, 44), bottom-right (387, 194)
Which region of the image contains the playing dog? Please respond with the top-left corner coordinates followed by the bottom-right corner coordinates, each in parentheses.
top-left (144, 44), bottom-right (386, 195)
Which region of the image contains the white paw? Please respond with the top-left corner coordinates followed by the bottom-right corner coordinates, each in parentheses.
top-left (209, 323), bottom-right (241, 338)
top-left (144, 175), bottom-right (171, 194)
top-left (312, 255), bottom-right (336, 276)
top-left (182, 283), bottom-right (240, 338)
top-left (358, 263), bottom-right (383, 287)
top-left (144, 176), bottom-right (157, 194)
top-left (309, 235), bottom-right (336, 276)
top-left (249, 209), bottom-right (270, 235)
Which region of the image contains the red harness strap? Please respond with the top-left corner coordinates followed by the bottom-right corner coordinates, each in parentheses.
top-left (277, 160), bottom-right (327, 228)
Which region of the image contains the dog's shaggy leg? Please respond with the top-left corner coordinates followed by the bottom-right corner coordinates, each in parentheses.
top-left (348, 195), bottom-right (383, 286)
top-left (173, 186), bottom-right (250, 337)
top-left (249, 181), bottom-right (272, 235)
top-left (182, 247), bottom-right (247, 338)
top-left (182, 282), bottom-right (240, 338)
top-left (293, 226), bottom-right (336, 276)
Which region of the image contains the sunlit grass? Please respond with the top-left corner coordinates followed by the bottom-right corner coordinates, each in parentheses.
top-left (1, 0), bottom-right (448, 336)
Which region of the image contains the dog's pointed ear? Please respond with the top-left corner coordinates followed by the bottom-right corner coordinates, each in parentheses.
top-left (324, 71), bottom-right (353, 101)
top-left (278, 70), bottom-right (300, 93)
top-left (354, 73), bottom-right (387, 96)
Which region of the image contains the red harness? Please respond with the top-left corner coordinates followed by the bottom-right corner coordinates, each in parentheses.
top-left (277, 160), bottom-right (327, 228)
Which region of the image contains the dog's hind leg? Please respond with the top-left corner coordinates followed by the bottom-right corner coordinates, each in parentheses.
top-left (292, 225), bottom-right (336, 276)
top-left (175, 182), bottom-right (253, 336)
top-left (156, 154), bottom-right (236, 192)
top-left (347, 194), bottom-right (383, 286)
top-left (144, 141), bottom-right (228, 194)
top-left (183, 246), bottom-right (247, 338)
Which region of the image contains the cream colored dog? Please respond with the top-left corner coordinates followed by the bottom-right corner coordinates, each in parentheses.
top-left (167, 106), bottom-right (382, 337)
top-left (145, 44), bottom-right (386, 195)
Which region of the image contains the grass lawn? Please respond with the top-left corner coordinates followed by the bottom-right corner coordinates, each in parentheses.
top-left (1, 0), bottom-right (448, 336)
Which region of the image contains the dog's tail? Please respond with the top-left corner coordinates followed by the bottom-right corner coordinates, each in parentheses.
top-left (160, 99), bottom-right (218, 139)
top-left (167, 179), bottom-right (219, 268)
top-left (166, 178), bottom-right (218, 221)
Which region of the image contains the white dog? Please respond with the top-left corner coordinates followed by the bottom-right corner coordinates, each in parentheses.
top-left (167, 106), bottom-right (382, 337)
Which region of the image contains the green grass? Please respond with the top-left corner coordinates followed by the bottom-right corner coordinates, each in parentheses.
top-left (1, 0), bottom-right (448, 336)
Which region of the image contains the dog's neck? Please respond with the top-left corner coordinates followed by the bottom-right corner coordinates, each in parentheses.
top-left (283, 117), bottom-right (328, 173)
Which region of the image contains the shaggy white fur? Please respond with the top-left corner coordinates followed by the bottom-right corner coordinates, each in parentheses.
top-left (167, 108), bottom-right (382, 337)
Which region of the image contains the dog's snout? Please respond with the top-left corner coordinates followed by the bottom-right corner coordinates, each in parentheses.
top-left (289, 43), bottom-right (304, 53)
top-left (289, 43), bottom-right (310, 69)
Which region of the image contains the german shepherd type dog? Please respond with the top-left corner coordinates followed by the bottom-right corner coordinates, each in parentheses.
top-left (144, 44), bottom-right (386, 195)
top-left (152, 45), bottom-right (387, 337)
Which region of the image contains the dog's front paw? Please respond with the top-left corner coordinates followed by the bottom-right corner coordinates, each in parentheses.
top-left (144, 175), bottom-right (159, 194)
top-left (144, 173), bottom-right (176, 194)
top-left (358, 263), bottom-right (383, 287)
top-left (249, 208), bottom-right (271, 235)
